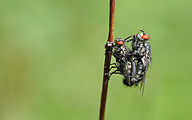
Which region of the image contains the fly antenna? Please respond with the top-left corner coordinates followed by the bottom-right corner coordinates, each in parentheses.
top-left (140, 29), bottom-right (146, 35)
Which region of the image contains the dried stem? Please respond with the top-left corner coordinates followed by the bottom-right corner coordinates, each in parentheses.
top-left (99, 0), bottom-right (115, 120)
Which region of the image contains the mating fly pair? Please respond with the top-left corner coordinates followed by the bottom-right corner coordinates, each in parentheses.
top-left (107, 29), bottom-right (152, 94)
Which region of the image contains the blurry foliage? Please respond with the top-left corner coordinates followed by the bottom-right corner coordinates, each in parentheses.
top-left (0, 0), bottom-right (192, 120)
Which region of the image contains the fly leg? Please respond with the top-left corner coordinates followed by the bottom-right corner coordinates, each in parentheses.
top-left (104, 62), bottom-right (123, 81)
top-left (104, 63), bottom-right (118, 70)
top-left (105, 69), bottom-right (123, 81)
top-left (105, 50), bottom-right (113, 55)
top-left (108, 63), bottom-right (119, 71)
top-left (105, 41), bottom-right (114, 55)
top-left (124, 35), bottom-right (135, 41)
top-left (104, 62), bottom-right (118, 76)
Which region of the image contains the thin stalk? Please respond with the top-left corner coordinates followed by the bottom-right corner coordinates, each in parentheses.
top-left (99, 0), bottom-right (115, 120)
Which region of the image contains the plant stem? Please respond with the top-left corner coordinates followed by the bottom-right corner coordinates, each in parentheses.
top-left (99, 0), bottom-right (115, 120)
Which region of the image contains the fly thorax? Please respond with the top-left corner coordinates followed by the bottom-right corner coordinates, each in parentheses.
top-left (120, 46), bottom-right (126, 54)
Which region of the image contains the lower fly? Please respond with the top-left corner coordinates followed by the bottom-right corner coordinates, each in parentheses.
top-left (107, 37), bottom-right (135, 86)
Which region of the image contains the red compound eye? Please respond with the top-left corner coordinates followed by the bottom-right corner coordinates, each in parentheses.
top-left (142, 35), bottom-right (149, 40)
top-left (117, 41), bottom-right (124, 45)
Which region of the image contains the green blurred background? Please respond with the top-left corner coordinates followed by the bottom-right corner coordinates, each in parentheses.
top-left (0, 0), bottom-right (192, 120)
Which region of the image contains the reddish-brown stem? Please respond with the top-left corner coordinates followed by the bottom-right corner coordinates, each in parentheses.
top-left (99, 0), bottom-right (115, 120)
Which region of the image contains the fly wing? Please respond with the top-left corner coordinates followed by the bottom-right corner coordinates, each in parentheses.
top-left (122, 62), bottom-right (131, 86)
top-left (145, 42), bottom-right (152, 65)
top-left (140, 42), bottom-right (152, 94)
top-left (140, 63), bottom-right (148, 97)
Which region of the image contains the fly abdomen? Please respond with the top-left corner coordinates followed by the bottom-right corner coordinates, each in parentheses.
top-left (134, 62), bottom-right (146, 81)
top-left (123, 78), bottom-right (134, 86)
